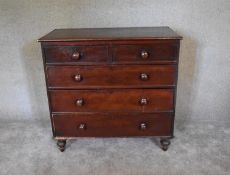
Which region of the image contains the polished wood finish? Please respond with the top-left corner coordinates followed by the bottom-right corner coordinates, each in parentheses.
top-left (49, 89), bottom-right (174, 112)
top-left (114, 42), bottom-right (178, 62)
top-left (38, 27), bottom-right (182, 152)
top-left (53, 113), bottom-right (173, 137)
top-left (46, 65), bottom-right (177, 89)
top-left (38, 27), bottom-right (182, 42)
top-left (44, 45), bottom-right (109, 63)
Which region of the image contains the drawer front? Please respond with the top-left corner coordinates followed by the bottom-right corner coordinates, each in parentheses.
top-left (44, 45), bottom-right (109, 63)
top-left (114, 42), bottom-right (178, 63)
top-left (46, 65), bottom-right (177, 88)
top-left (53, 113), bottom-right (173, 137)
top-left (49, 89), bottom-right (174, 112)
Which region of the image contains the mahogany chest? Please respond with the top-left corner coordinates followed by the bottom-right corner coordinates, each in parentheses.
top-left (38, 27), bottom-right (182, 152)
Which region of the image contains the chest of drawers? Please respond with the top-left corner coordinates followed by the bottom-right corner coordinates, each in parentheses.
top-left (38, 27), bottom-right (182, 152)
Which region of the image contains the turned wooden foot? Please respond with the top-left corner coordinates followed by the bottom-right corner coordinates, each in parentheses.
top-left (57, 140), bottom-right (66, 152)
top-left (160, 138), bottom-right (170, 151)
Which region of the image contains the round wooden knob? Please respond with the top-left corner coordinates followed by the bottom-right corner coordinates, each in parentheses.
top-left (140, 98), bottom-right (148, 105)
top-left (140, 123), bottom-right (147, 130)
top-left (141, 50), bottom-right (149, 59)
top-left (140, 73), bottom-right (149, 81)
top-left (72, 51), bottom-right (81, 60)
top-left (74, 74), bottom-right (82, 82)
top-left (79, 123), bottom-right (86, 130)
top-left (76, 98), bottom-right (84, 106)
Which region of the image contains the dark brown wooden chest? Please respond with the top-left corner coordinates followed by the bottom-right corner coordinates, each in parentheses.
top-left (38, 27), bottom-right (182, 152)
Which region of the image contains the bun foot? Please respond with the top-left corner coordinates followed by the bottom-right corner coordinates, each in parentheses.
top-left (160, 138), bottom-right (170, 151)
top-left (57, 140), bottom-right (66, 152)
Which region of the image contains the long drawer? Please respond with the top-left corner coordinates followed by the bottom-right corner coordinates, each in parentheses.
top-left (53, 113), bottom-right (173, 137)
top-left (46, 65), bottom-right (177, 89)
top-left (49, 89), bottom-right (174, 113)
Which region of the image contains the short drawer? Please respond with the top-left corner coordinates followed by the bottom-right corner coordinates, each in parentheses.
top-left (43, 45), bottom-right (109, 63)
top-left (113, 42), bottom-right (179, 63)
top-left (49, 89), bottom-right (174, 113)
top-left (46, 65), bottom-right (177, 89)
top-left (53, 113), bottom-right (173, 137)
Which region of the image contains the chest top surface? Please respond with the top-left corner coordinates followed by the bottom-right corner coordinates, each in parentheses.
top-left (38, 27), bottom-right (182, 42)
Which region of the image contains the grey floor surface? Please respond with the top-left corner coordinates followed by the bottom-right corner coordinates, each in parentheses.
top-left (0, 119), bottom-right (230, 175)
